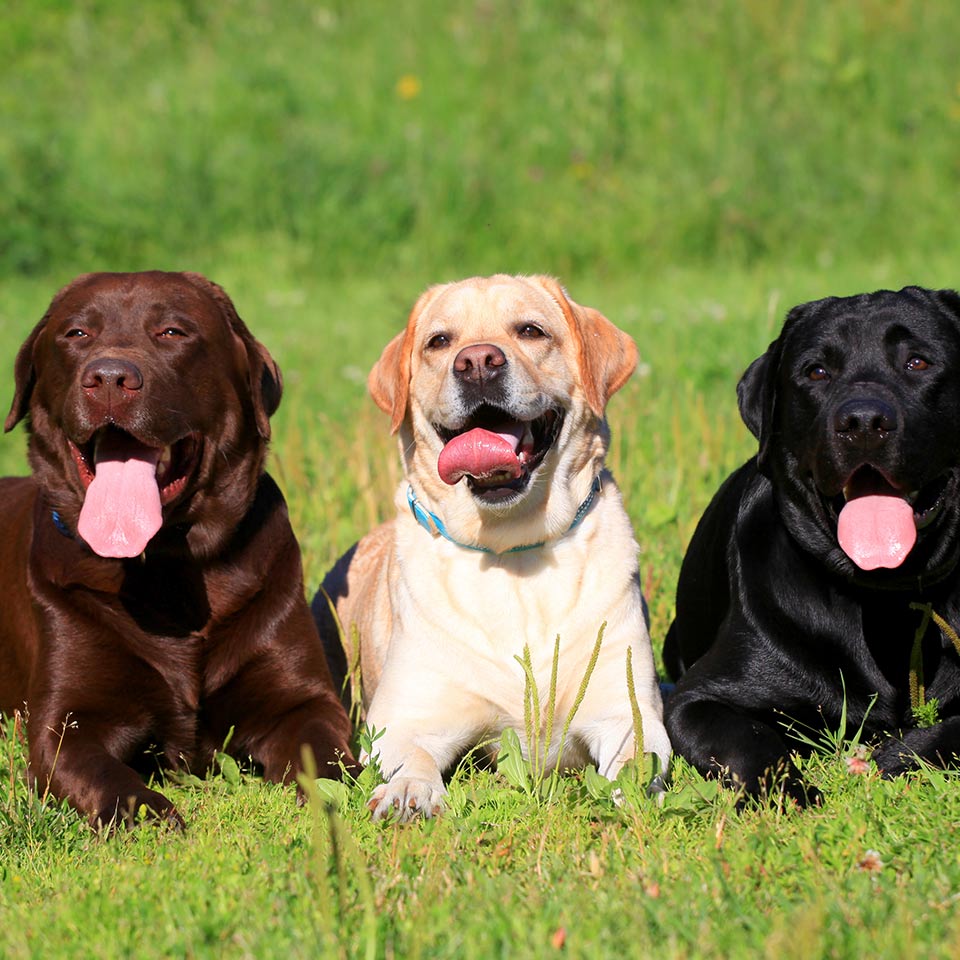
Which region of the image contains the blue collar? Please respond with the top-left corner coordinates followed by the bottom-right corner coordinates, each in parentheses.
top-left (407, 476), bottom-right (602, 555)
top-left (51, 510), bottom-right (74, 539)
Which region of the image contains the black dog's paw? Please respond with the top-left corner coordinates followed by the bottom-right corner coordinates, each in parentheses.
top-left (727, 760), bottom-right (823, 810)
top-left (782, 775), bottom-right (823, 809)
top-left (871, 724), bottom-right (960, 777)
top-left (872, 734), bottom-right (918, 777)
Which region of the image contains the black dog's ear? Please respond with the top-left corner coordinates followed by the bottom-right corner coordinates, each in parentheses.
top-left (931, 287), bottom-right (960, 323)
top-left (738, 301), bottom-right (818, 469)
top-left (736, 351), bottom-right (769, 442)
top-left (737, 322), bottom-right (796, 470)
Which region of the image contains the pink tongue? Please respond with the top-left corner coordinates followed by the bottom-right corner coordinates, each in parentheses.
top-left (837, 495), bottom-right (917, 570)
top-left (78, 436), bottom-right (163, 558)
top-left (438, 426), bottom-right (524, 485)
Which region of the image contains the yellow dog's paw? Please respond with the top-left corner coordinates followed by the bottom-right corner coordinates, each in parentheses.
top-left (367, 778), bottom-right (446, 823)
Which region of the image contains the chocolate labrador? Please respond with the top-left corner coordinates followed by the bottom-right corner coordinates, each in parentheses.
top-left (663, 286), bottom-right (960, 804)
top-left (1, 271), bottom-right (354, 827)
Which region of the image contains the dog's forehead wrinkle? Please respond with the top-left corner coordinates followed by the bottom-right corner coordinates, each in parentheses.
top-left (422, 280), bottom-right (562, 335)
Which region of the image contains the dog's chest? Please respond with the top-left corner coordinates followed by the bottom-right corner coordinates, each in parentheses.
top-left (395, 526), bottom-right (637, 714)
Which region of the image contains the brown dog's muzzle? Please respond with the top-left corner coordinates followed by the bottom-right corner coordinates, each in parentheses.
top-left (79, 356), bottom-right (146, 424)
top-left (81, 357), bottom-right (145, 393)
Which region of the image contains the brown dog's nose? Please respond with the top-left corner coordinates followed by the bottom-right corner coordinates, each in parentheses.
top-left (81, 358), bottom-right (144, 392)
top-left (453, 343), bottom-right (506, 385)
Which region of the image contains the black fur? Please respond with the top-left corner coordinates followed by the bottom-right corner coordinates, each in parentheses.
top-left (663, 286), bottom-right (960, 804)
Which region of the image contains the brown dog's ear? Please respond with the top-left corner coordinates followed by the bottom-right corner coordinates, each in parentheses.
top-left (368, 284), bottom-right (447, 434)
top-left (533, 276), bottom-right (637, 417)
top-left (4, 318), bottom-right (47, 433)
top-left (182, 272), bottom-right (282, 440)
top-left (5, 274), bottom-right (97, 433)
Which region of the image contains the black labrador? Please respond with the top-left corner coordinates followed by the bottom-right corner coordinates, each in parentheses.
top-left (663, 286), bottom-right (960, 804)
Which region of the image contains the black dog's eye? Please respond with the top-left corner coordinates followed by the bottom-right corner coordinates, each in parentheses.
top-left (806, 364), bottom-right (831, 382)
top-left (426, 333), bottom-right (451, 350)
top-left (906, 356), bottom-right (930, 372)
top-left (516, 323), bottom-right (547, 340)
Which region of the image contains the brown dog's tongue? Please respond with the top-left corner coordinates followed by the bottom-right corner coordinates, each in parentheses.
top-left (438, 426), bottom-right (524, 485)
top-left (77, 434), bottom-right (163, 558)
top-left (837, 494), bottom-right (916, 570)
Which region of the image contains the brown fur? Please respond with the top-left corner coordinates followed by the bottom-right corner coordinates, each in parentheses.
top-left (1, 271), bottom-right (354, 828)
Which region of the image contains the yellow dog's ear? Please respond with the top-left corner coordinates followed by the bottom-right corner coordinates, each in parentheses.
top-left (531, 276), bottom-right (638, 417)
top-left (368, 284), bottom-right (447, 434)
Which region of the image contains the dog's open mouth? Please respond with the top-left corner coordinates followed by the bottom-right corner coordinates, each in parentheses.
top-left (433, 404), bottom-right (564, 502)
top-left (828, 466), bottom-right (950, 571)
top-left (69, 427), bottom-right (201, 558)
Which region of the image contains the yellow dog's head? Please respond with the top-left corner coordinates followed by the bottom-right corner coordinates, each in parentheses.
top-left (369, 275), bottom-right (637, 551)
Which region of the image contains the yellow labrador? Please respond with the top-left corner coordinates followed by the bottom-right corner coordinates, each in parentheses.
top-left (315, 275), bottom-right (670, 820)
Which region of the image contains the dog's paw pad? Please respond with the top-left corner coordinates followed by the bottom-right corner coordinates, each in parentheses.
top-left (368, 779), bottom-right (446, 823)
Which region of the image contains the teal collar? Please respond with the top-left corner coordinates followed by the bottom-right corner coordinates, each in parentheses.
top-left (407, 476), bottom-right (602, 555)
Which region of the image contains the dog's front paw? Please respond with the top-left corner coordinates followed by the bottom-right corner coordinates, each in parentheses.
top-left (367, 778), bottom-right (446, 823)
top-left (93, 789), bottom-right (185, 832)
top-left (873, 729), bottom-right (934, 776)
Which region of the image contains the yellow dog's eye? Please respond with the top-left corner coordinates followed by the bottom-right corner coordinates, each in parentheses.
top-left (517, 323), bottom-right (546, 339)
top-left (426, 333), bottom-right (450, 350)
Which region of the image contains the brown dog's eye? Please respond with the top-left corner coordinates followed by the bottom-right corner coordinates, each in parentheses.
top-left (64, 328), bottom-right (88, 339)
top-left (426, 333), bottom-right (450, 350)
top-left (807, 364), bottom-right (830, 382)
top-left (158, 327), bottom-right (188, 339)
top-left (906, 356), bottom-right (930, 371)
top-left (516, 323), bottom-right (546, 339)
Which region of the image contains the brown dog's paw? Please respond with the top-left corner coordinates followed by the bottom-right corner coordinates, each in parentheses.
top-left (92, 791), bottom-right (185, 833)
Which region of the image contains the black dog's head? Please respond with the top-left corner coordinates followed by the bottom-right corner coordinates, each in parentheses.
top-left (738, 286), bottom-right (960, 586)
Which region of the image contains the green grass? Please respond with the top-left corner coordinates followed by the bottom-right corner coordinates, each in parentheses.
top-left (5, 0), bottom-right (960, 956)
top-left (7, 258), bottom-right (960, 959)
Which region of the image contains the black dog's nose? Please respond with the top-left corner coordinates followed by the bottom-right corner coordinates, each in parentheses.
top-left (453, 343), bottom-right (506, 385)
top-left (81, 357), bottom-right (144, 392)
top-left (833, 397), bottom-right (897, 448)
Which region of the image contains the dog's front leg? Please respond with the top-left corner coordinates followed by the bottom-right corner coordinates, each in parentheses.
top-left (29, 720), bottom-right (183, 830)
top-left (363, 707), bottom-right (478, 823)
top-left (578, 704), bottom-right (671, 791)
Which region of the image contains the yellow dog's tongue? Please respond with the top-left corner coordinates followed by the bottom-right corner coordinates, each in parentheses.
top-left (438, 426), bottom-right (524, 485)
top-left (77, 435), bottom-right (163, 558)
top-left (837, 494), bottom-right (916, 570)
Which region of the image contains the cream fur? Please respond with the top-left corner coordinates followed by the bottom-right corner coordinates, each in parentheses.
top-left (322, 275), bottom-right (670, 821)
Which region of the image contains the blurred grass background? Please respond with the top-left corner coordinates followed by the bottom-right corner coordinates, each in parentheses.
top-left (4, 0), bottom-right (960, 622)
top-left (3, 0), bottom-right (959, 280)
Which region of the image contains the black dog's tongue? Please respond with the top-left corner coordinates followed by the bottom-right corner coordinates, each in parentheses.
top-left (836, 472), bottom-right (916, 571)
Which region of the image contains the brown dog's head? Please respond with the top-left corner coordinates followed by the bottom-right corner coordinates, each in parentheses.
top-left (369, 275), bottom-right (636, 551)
top-left (5, 271), bottom-right (281, 559)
